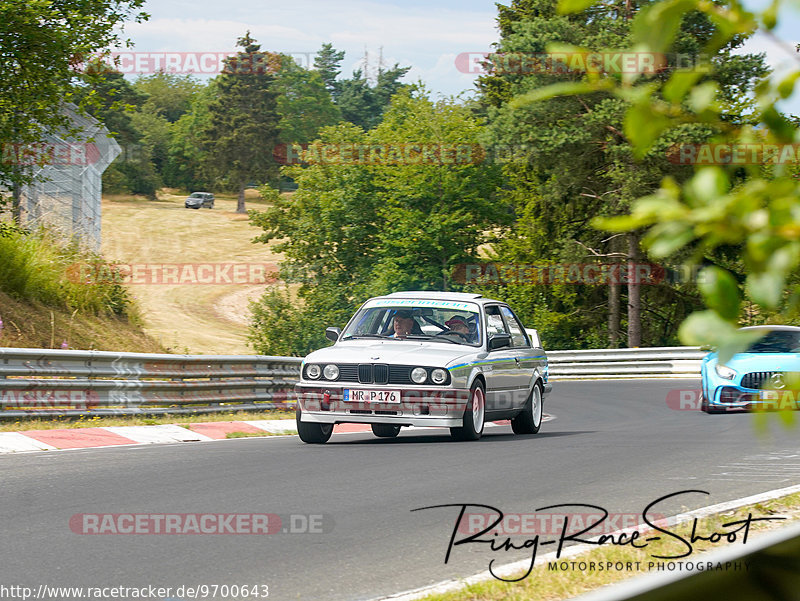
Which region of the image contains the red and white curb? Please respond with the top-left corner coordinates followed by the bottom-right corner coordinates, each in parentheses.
top-left (0, 416), bottom-right (552, 454)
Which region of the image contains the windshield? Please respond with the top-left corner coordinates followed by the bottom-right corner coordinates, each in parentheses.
top-left (745, 330), bottom-right (800, 353)
top-left (341, 299), bottom-right (482, 346)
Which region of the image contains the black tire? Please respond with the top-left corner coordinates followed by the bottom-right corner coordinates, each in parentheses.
top-left (450, 381), bottom-right (485, 441)
top-left (371, 424), bottom-right (401, 438)
top-left (511, 382), bottom-right (543, 434)
top-left (296, 406), bottom-right (333, 443)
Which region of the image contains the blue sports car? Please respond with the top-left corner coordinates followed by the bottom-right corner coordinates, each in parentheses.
top-left (700, 325), bottom-right (800, 413)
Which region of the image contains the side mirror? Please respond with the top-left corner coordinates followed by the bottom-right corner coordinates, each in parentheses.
top-left (325, 327), bottom-right (341, 342)
top-left (488, 333), bottom-right (512, 350)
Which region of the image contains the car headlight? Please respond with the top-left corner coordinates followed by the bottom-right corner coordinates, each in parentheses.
top-left (430, 369), bottom-right (448, 384)
top-left (306, 364), bottom-right (321, 379)
top-left (715, 364), bottom-right (737, 380)
top-left (323, 364), bottom-right (339, 380)
top-left (411, 367), bottom-right (428, 384)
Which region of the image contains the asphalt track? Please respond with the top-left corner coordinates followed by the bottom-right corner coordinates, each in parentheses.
top-left (2, 379), bottom-right (800, 601)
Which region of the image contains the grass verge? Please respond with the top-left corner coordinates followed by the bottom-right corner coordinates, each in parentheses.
top-left (225, 431), bottom-right (280, 438)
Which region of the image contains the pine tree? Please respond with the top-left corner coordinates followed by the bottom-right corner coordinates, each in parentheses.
top-left (313, 43), bottom-right (345, 97)
top-left (202, 33), bottom-right (281, 213)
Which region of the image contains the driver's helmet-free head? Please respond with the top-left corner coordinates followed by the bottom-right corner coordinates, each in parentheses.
top-left (445, 316), bottom-right (469, 330)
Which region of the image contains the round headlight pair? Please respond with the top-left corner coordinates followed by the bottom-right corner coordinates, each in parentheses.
top-left (411, 367), bottom-right (448, 385)
top-left (306, 364), bottom-right (339, 380)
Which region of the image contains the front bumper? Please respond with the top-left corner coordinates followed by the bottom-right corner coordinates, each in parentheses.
top-left (709, 385), bottom-right (799, 411)
top-left (295, 383), bottom-right (471, 427)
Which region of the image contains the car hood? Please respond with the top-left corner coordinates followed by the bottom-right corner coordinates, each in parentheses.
top-left (721, 352), bottom-right (800, 372)
top-left (304, 340), bottom-right (480, 368)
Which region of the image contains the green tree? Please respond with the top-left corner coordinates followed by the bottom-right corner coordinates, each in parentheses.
top-left (132, 71), bottom-right (201, 123)
top-left (202, 34), bottom-right (281, 213)
top-left (477, 0), bottom-right (767, 348)
top-left (0, 0), bottom-right (147, 213)
top-left (368, 89), bottom-right (507, 291)
top-left (79, 66), bottom-right (161, 197)
top-left (164, 82), bottom-right (216, 190)
top-left (275, 55), bottom-right (340, 144)
top-left (537, 0), bottom-right (800, 365)
top-left (248, 90), bottom-right (507, 354)
top-left (336, 65), bottom-right (411, 130)
top-left (313, 43), bottom-right (345, 97)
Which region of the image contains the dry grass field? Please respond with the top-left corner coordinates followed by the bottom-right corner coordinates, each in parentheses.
top-left (101, 189), bottom-right (281, 354)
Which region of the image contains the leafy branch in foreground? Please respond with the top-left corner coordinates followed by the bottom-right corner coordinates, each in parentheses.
top-left (520, 0), bottom-right (800, 361)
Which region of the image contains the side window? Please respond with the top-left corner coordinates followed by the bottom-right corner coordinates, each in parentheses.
top-left (500, 306), bottom-right (529, 347)
top-left (485, 306), bottom-right (509, 338)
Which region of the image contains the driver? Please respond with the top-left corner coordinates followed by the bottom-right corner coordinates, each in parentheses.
top-left (392, 311), bottom-right (416, 338)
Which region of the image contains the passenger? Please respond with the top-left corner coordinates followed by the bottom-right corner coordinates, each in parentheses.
top-left (445, 317), bottom-right (472, 340)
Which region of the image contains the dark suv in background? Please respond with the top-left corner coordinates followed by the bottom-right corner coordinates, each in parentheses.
top-left (184, 192), bottom-right (214, 209)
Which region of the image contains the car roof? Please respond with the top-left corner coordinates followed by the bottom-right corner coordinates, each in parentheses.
top-left (378, 291), bottom-right (502, 305)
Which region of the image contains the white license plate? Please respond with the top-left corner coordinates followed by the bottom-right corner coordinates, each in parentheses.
top-left (344, 389), bottom-right (401, 403)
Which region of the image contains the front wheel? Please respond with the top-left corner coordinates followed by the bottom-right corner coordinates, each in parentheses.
top-left (450, 381), bottom-right (485, 441)
top-left (511, 383), bottom-right (543, 434)
top-left (296, 406), bottom-right (333, 443)
top-left (371, 424), bottom-right (401, 438)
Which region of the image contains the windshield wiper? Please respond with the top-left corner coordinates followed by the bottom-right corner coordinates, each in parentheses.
top-left (341, 334), bottom-right (392, 340)
top-left (404, 334), bottom-right (460, 344)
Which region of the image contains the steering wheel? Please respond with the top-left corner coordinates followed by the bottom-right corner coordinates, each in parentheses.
top-left (435, 329), bottom-right (470, 341)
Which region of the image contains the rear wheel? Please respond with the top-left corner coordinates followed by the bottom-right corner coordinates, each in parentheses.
top-left (371, 424), bottom-right (401, 438)
top-left (296, 406), bottom-right (333, 443)
top-left (511, 383), bottom-right (543, 434)
top-left (450, 381), bottom-right (485, 441)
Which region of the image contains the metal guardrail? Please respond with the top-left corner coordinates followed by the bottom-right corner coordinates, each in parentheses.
top-left (0, 346), bottom-right (705, 418)
top-left (0, 348), bottom-right (301, 418)
top-left (547, 346), bottom-right (707, 380)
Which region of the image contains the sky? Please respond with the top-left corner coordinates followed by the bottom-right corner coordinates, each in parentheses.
top-left (119, 0), bottom-right (800, 113)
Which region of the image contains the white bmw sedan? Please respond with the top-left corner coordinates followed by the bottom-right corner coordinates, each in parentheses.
top-left (295, 292), bottom-right (551, 443)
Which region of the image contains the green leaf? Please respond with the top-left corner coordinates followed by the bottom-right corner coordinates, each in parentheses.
top-left (698, 266), bottom-right (740, 321)
top-left (685, 167), bottom-right (729, 204)
top-left (746, 271), bottom-right (785, 309)
top-left (663, 70), bottom-right (705, 104)
top-left (557, 0), bottom-right (599, 14)
top-left (644, 222), bottom-right (695, 257)
top-left (632, 0), bottom-right (696, 52)
top-left (777, 71), bottom-right (800, 99)
top-left (624, 103), bottom-right (671, 156)
top-left (687, 82), bottom-right (718, 113)
top-left (763, 0), bottom-right (779, 30)
top-left (510, 82), bottom-right (602, 107)
top-left (677, 310), bottom-right (738, 347)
